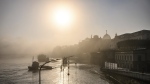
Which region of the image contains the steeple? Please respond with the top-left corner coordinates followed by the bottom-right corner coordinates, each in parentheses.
top-left (106, 30), bottom-right (107, 34)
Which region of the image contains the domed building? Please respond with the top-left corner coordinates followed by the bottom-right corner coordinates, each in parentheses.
top-left (93, 35), bottom-right (99, 39)
top-left (103, 30), bottom-right (111, 39)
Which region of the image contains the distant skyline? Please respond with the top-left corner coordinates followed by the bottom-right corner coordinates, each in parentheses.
top-left (0, 0), bottom-right (150, 56)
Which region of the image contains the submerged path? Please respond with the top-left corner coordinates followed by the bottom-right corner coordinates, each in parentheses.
top-left (38, 63), bottom-right (111, 84)
top-left (0, 58), bottom-right (112, 84)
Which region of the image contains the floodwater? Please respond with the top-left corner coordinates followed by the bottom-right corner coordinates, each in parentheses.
top-left (0, 57), bottom-right (112, 84)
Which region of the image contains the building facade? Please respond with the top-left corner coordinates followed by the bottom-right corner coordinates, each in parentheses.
top-left (115, 50), bottom-right (147, 72)
top-left (90, 30), bottom-right (150, 72)
top-left (111, 30), bottom-right (150, 49)
top-left (115, 40), bottom-right (150, 72)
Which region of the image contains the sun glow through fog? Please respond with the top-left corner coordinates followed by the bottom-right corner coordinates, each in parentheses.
top-left (52, 6), bottom-right (74, 29)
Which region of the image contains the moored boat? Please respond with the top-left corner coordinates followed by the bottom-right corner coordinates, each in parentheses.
top-left (28, 61), bottom-right (53, 71)
top-left (28, 61), bottom-right (39, 71)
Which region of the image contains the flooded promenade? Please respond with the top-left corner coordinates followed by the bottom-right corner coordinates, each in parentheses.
top-left (0, 57), bottom-right (112, 84)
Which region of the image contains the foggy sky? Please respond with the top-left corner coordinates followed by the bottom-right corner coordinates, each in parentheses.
top-left (0, 0), bottom-right (150, 57)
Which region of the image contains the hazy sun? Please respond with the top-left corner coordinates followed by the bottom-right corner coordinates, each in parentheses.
top-left (52, 6), bottom-right (74, 29)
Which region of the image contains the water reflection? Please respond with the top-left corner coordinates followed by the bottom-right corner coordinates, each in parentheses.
top-left (0, 58), bottom-right (110, 84)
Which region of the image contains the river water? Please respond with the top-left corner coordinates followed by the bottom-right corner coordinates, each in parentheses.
top-left (0, 57), bottom-right (112, 84)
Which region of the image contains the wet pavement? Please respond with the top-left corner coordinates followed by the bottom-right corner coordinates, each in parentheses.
top-left (0, 58), bottom-right (112, 84)
top-left (38, 63), bottom-right (111, 84)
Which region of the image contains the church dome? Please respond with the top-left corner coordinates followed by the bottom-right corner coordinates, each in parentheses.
top-left (103, 30), bottom-right (111, 39)
top-left (93, 35), bottom-right (99, 39)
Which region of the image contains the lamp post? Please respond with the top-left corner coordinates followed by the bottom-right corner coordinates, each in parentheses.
top-left (39, 59), bottom-right (59, 84)
top-left (62, 56), bottom-right (73, 84)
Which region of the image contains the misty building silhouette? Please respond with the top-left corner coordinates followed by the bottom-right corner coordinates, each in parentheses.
top-left (90, 30), bottom-right (150, 72)
top-left (103, 30), bottom-right (111, 39)
top-left (51, 30), bottom-right (112, 63)
top-left (110, 30), bottom-right (150, 49)
top-left (52, 30), bottom-right (150, 71)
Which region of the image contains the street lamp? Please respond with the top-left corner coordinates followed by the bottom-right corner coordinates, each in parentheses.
top-left (62, 56), bottom-right (73, 66)
top-left (62, 56), bottom-right (73, 84)
top-left (39, 59), bottom-right (59, 84)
